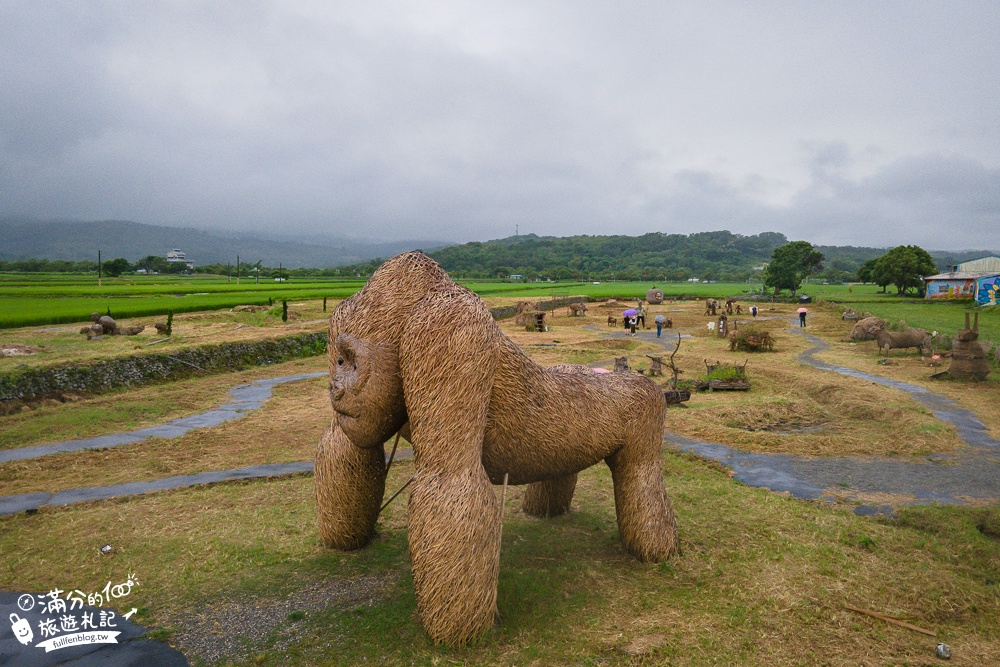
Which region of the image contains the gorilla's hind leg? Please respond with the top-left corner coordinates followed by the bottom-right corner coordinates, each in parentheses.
top-left (606, 439), bottom-right (679, 562)
top-left (522, 473), bottom-right (578, 517)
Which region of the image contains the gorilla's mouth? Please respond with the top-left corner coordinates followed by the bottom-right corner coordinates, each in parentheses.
top-left (333, 405), bottom-right (361, 419)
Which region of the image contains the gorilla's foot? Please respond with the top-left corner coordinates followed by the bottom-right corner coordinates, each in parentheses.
top-left (522, 473), bottom-right (578, 517)
top-left (619, 483), bottom-right (680, 561)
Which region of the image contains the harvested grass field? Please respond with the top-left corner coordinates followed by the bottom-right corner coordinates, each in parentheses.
top-left (515, 300), bottom-right (965, 458)
top-left (1, 295), bottom-right (998, 665)
top-left (0, 300), bottom-right (333, 370)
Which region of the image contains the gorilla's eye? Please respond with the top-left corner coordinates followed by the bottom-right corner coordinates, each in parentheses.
top-left (353, 363), bottom-right (357, 370)
top-left (337, 357), bottom-right (344, 365)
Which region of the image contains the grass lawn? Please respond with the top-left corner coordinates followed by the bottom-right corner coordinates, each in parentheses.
top-left (0, 294), bottom-right (998, 665)
top-left (1, 456), bottom-right (997, 666)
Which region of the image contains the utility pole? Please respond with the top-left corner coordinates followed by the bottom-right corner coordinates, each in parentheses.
top-left (98, 250), bottom-right (102, 286)
top-left (236, 255), bottom-right (240, 285)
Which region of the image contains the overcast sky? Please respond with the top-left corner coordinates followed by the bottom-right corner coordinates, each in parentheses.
top-left (2, 1), bottom-right (998, 249)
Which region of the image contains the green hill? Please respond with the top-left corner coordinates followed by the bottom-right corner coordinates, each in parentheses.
top-left (425, 231), bottom-right (874, 282)
top-left (423, 232), bottom-right (998, 282)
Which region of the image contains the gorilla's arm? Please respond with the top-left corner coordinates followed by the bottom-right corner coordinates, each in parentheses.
top-left (314, 423), bottom-right (387, 549)
top-left (400, 287), bottom-right (503, 645)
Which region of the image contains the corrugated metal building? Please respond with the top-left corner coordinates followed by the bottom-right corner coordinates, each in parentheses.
top-left (958, 256), bottom-right (1000, 273)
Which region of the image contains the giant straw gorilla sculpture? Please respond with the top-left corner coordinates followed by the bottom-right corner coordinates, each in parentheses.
top-left (315, 252), bottom-right (679, 645)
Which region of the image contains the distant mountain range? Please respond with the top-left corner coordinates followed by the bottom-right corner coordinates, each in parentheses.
top-left (0, 218), bottom-right (449, 268)
top-left (3, 218), bottom-right (996, 277)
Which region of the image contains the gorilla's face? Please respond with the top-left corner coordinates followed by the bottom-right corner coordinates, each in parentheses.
top-left (330, 333), bottom-right (407, 447)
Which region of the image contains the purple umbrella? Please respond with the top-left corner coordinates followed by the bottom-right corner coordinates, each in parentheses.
top-left (623, 308), bottom-right (638, 317)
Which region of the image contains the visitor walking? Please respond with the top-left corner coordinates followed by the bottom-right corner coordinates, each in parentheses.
top-left (750, 305), bottom-right (758, 318)
top-left (636, 303), bottom-right (646, 329)
top-left (655, 313), bottom-right (665, 337)
top-left (798, 307), bottom-right (807, 327)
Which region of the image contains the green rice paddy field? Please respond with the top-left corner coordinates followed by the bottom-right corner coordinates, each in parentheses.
top-left (1, 273), bottom-right (995, 342)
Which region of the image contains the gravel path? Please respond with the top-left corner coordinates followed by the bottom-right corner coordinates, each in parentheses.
top-left (0, 462), bottom-right (316, 516)
top-left (168, 575), bottom-right (395, 665)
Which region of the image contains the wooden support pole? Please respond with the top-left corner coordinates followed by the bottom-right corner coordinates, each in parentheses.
top-left (380, 474), bottom-right (415, 513)
top-left (843, 604), bottom-right (935, 636)
top-left (386, 431), bottom-right (402, 473)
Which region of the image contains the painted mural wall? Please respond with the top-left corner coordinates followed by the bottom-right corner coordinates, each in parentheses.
top-left (926, 279), bottom-right (976, 300)
top-left (975, 275), bottom-right (1000, 306)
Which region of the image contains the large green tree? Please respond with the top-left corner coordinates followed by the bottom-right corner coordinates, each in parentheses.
top-left (856, 258), bottom-right (878, 284)
top-left (762, 241), bottom-right (824, 295)
top-left (102, 257), bottom-right (132, 277)
top-left (870, 245), bottom-right (937, 296)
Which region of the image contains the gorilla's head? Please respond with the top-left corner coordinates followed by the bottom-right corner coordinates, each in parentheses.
top-left (329, 333), bottom-right (407, 447)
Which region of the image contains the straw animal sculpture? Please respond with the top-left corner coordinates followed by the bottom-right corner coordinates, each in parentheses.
top-left (90, 312), bottom-right (119, 335)
top-left (514, 300), bottom-right (537, 327)
top-left (316, 251), bottom-right (679, 646)
top-left (848, 316), bottom-right (884, 341)
top-left (875, 328), bottom-right (931, 356)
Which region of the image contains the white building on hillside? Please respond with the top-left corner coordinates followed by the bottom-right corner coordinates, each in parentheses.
top-left (166, 249), bottom-right (194, 269)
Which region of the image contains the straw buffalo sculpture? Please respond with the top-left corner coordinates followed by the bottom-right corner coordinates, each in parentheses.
top-left (875, 328), bottom-right (932, 356)
top-left (315, 251), bottom-right (679, 645)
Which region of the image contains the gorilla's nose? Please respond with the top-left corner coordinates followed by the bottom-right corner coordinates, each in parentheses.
top-left (330, 380), bottom-right (346, 401)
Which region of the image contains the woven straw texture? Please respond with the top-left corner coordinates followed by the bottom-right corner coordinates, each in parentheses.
top-left (316, 251), bottom-right (678, 645)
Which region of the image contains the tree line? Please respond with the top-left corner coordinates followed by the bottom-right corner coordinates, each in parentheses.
top-left (0, 233), bottom-right (964, 295)
top-left (761, 242), bottom-right (939, 296)
top-left (406, 231), bottom-right (896, 284)
top-left (425, 231), bottom-right (790, 281)
top-left (0, 256), bottom-right (348, 281)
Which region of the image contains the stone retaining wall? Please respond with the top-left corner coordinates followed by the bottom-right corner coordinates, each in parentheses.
top-left (0, 332), bottom-right (327, 403)
top-left (5, 295), bottom-right (597, 403)
top-left (489, 296), bottom-right (590, 321)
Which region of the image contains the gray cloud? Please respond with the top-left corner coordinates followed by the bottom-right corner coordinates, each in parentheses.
top-left (2, 1), bottom-right (998, 250)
